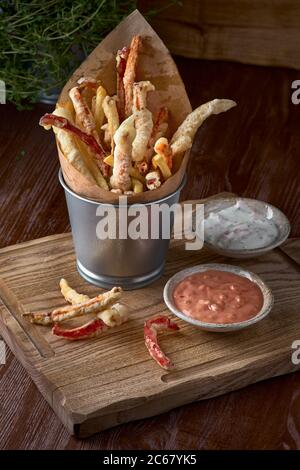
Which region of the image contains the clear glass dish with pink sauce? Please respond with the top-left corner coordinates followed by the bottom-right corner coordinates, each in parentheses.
top-left (163, 264), bottom-right (273, 332)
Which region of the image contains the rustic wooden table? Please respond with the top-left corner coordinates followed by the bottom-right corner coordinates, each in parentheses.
top-left (0, 57), bottom-right (300, 449)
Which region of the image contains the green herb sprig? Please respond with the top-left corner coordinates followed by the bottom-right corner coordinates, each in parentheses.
top-left (0, 1), bottom-right (171, 109)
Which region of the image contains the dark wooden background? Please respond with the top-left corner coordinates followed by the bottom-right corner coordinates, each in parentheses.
top-left (0, 57), bottom-right (300, 449)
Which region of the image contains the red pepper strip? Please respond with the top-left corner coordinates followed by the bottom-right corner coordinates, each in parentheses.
top-left (144, 316), bottom-right (179, 370)
top-left (116, 46), bottom-right (129, 122)
top-left (39, 113), bottom-right (109, 176)
top-left (52, 317), bottom-right (107, 340)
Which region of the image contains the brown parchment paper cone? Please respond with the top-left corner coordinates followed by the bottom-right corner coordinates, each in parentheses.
top-left (58, 10), bottom-right (192, 203)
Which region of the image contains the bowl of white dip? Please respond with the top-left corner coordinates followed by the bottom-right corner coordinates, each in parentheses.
top-left (201, 197), bottom-right (290, 258)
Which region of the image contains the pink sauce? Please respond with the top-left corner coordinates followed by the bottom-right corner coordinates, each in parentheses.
top-left (173, 270), bottom-right (263, 324)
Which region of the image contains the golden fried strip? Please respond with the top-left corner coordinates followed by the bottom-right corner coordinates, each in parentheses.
top-left (154, 137), bottom-right (173, 169)
top-left (152, 154), bottom-right (172, 180)
top-left (52, 287), bottom-right (122, 323)
top-left (110, 115), bottom-right (136, 191)
top-left (60, 278), bottom-right (90, 305)
top-left (171, 99), bottom-right (237, 155)
top-left (94, 85), bottom-right (107, 135)
top-left (116, 47), bottom-right (129, 121)
top-left (131, 177), bottom-right (144, 193)
top-left (52, 107), bottom-right (100, 186)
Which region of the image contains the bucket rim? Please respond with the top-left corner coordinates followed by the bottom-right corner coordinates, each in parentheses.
top-left (58, 169), bottom-right (187, 207)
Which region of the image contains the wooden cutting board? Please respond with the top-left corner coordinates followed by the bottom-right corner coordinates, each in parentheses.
top-left (0, 207), bottom-right (300, 437)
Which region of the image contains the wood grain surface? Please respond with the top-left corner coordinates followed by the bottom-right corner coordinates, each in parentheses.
top-left (1, 231), bottom-right (299, 437)
top-left (140, 0), bottom-right (300, 70)
top-left (0, 57), bottom-right (300, 448)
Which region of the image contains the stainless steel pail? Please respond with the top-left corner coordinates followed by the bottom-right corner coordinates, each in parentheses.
top-left (59, 170), bottom-right (186, 289)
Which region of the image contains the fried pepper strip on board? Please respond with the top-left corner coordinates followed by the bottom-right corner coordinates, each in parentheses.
top-left (132, 81), bottom-right (154, 162)
top-left (110, 115), bottom-right (136, 191)
top-left (170, 99), bottom-right (237, 156)
top-left (53, 317), bottom-right (107, 340)
top-left (25, 286), bottom-right (122, 326)
top-left (123, 35), bottom-right (142, 117)
top-left (52, 286), bottom-right (122, 323)
top-left (52, 303), bottom-right (128, 340)
top-left (144, 316), bottom-right (179, 370)
top-left (116, 46), bottom-right (129, 121)
top-left (39, 114), bottom-right (109, 179)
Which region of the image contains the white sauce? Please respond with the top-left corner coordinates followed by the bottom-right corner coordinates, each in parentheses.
top-left (204, 200), bottom-right (279, 250)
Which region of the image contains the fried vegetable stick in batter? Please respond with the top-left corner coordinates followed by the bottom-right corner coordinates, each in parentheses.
top-left (171, 99), bottom-right (237, 155)
top-left (132, 81), bottom-right (154, 162)
top-left (52, 287), bottom-right (122, 323)
top-left (124, 35), bottom-right (142, 117)
top-left (110, 115), bottom-right (136, 191)
top-left (116, 46), bottom-right (129, 121)
top-left (39, 113), bottom-right (109, 181)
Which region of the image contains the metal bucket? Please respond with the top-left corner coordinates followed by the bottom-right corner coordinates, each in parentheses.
top-left (59, 170), bottom-right (186, 289)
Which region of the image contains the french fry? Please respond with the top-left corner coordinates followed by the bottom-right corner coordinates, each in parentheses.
top-left (131, 177), bottom-right (144, 193)
top-left (152, 154), bottom-right (172, 180)
top-left (104, 154), bottom-right (114, 167)
top-left (154, 137), bottom-right (173, 169)
top-left (94, 85), bottom-right (107, 135)
top-left (129, 167), bottom-right (146, 184)
top-left (102, 96), bottom-right (120, 153)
